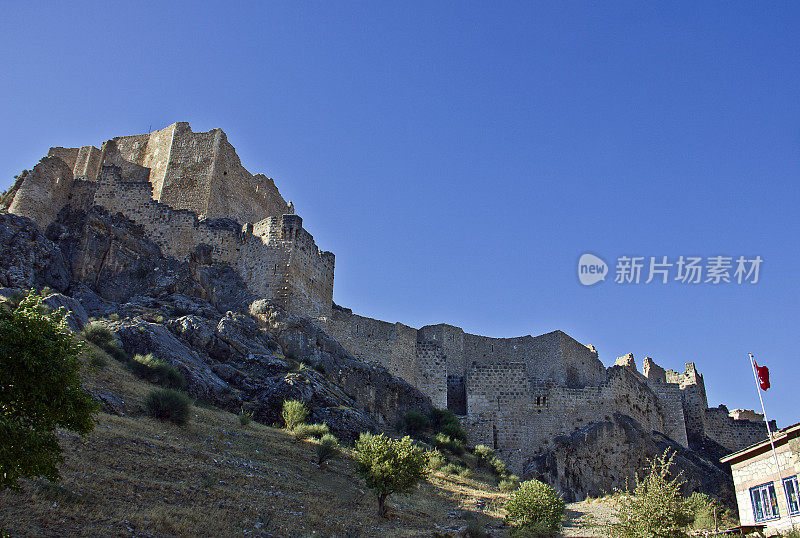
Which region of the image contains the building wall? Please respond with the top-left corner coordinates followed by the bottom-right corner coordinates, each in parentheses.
top-left (729, 436), bottom-right (800, 530)
top-left (323, 308), bottom-right (447, 407)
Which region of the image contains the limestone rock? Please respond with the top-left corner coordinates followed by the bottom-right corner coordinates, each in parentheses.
top-left (42, 292), bottom-right (89, 332)
top-left (0, 212), bottom-right (70, 291)
top-left (523, 412), bottom-right (735, 507)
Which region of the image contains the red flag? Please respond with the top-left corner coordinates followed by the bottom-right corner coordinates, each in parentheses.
top-left (754, 359), bottom-right (771, 390)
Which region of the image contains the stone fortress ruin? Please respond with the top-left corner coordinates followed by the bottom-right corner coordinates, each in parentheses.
top-left (7, 122), bottom-right (334, 320)
top-left (6, 122), bottom-right (770, 474)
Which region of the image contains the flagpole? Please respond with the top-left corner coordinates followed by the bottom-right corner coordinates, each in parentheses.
top-left (749, 353), bottom-right (795, 529)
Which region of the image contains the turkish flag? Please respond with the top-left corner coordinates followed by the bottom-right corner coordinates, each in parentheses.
top-left (754, 359), bottom-right (771, 391)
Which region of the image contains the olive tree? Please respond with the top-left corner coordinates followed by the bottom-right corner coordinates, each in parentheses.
top-left (354, 433), bottom-right (428, 518)
top-left (0, 291), bottom-right (96, 490)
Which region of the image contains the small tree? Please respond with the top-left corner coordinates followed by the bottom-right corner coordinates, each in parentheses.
top-left (354, 433), bottom-right (428, 518)
top-left (505, 479), bottom-right (565, 535)
top-left (282, 399), bottom-right (308, 430)
top-left (605, 450), bottom-right (691, 538)
top-left (0, 291), bottom-right (97, 490)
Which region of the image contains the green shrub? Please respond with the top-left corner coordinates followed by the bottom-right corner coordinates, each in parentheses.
top-left (426, 449), bottom-right (447, 471)
top-left (402, 410), bottom-right (430, 434)
top-left (490, 455), bottom-right (508, 476)
top-left (499, 475), bottom-right (521, 492)
top-left (604, 450), bottom-right (691, 538)
top-left (464, 521), bottom-right (488, 538)
top-left (505, 479), bottom-right (565, 535)
top-left (354, 433), bottom-right (428, 518)
top-left (429, 407), bottom-right (468, 440)
top-left (144, 388), bottom-right (190, 425)
top-left (129, 353), bottom-right (186, 389)
top-left (82, 322), bottom-right (128, 363)
top-left (474, 444), bottom-right (495, 463)
top-left (0, 291), bottom-right (97, 490)
top-left (316, 433), bottom-right (339, 465)
top-left (433, 432), bottom-right (465, 455)
top-left (458, 467), bottom-right (473, 478)
top-left (428, 408), bottom-right (458, 428)
top-left (685, 492), bottom-right (730, 530)
top-left (238, 409), bottom-right (253, 426)
top-left (294, 423), bottom-right (330, 440)
top-left (82, 322), bottom-right (116, 349)
top-left (441, 463), bottom-right (461, 475)
top-left (440, 420), bottom-right (467, 442)
top-left (281, 399), bottom-right (308, 430)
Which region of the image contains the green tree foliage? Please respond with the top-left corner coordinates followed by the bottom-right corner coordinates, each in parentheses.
top-left (354, 433), bottom-right (429, 518)
top-left (605, 450), bottom-right (691, 538)
top-left (504, 479), bottom-right (565, 535)
top-left (281, 399), bottom-right (308, 430)
top-left (0, 291), bottom-right (96, 490)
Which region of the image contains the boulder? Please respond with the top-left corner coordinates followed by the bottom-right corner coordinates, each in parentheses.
top-left (42, 292), bottom-right (89, 332)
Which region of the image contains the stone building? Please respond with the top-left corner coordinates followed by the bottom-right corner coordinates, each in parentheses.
top-left (721, 423), bottom-right (800, 532)
top-left (6, 122), bottom-right (771, 477)
top-left (6, 123), bottom-right (334, 319)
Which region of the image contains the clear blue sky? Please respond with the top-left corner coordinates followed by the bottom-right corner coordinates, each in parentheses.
top-left (1, 2), bottom-right (798, 427)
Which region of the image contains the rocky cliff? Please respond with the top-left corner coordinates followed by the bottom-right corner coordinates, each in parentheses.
top-left (0, 207), bottom-right (431, 441)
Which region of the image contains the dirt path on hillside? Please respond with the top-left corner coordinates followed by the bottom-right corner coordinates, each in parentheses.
top-left (561, 500), bottom-right (615, 537)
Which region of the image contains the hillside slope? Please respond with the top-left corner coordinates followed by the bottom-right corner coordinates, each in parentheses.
top-left (0, 351), bottom-right (512, 537)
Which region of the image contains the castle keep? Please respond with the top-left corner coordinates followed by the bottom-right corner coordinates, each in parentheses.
top-left (7, 123), bottom-right (334, 319)
top-left (6, 122), bottom-right (770, 474)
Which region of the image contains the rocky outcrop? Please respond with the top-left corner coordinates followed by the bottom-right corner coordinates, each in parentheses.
top-left (0, 212), bottom-right (71, 291)
top-left (42, 292), bottom-right (89, 331)
top-left (0, 206), bottom-right (434, 442)
top-left (524, 413), bottom-right (736, 507)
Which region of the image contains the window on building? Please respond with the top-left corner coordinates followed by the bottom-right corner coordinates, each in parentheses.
top-left (784, 476), bottom-right (800, 516)
top-left (751, 482), bottom-right (780, 522)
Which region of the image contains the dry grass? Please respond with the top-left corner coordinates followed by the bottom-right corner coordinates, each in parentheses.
top-left (0, 348), bottom-right (509, 537)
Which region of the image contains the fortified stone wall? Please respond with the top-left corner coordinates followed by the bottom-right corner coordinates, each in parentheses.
top-left (91, 166), bottom-right (332, 319)
top-left (465, 361), bottom-right (684, 472)
top-left (324, 307), bottom-right (447, 407)
top-left (7, 156), bottom-right (75, 228)
top-left (45, 123), bottom-right (289, 226)
top-left (666, 363), bottom-right (709, 437)
top-left (9, 123), bottom-right (333, 321)
top-left (8, 124), bottom-right (770, 477)
top-left (704, 405), bottom-right (773, 453)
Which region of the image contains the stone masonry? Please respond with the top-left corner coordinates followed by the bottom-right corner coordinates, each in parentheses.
top-left (324, 306), bottom-right (772, 474)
